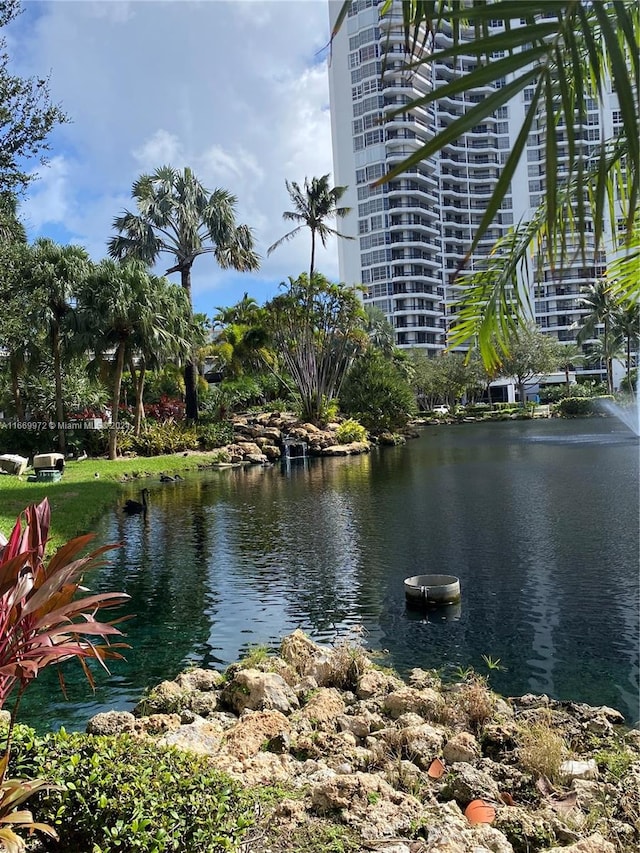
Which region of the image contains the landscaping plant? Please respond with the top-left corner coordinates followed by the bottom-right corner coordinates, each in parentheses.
top-left (0, 498), bottom-right (129, 851)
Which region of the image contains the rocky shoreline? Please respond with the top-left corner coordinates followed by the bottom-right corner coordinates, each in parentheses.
top-left (87, 631), bottom-right (639, 853)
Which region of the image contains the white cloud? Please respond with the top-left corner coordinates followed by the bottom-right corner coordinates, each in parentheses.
top-left (20, 155), bottom-right (71, 232)
top-left (10, 1), bottom-right (341, 312)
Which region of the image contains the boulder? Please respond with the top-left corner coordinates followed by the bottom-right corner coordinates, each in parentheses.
top-left (281, 630), bottom-right (335, 685)
top-left (301, 688), bottom-right (346, 726)
top-left (384, 686), bottom-right (444, 720)
top-left (174, 667), bottom-right (223, 692)
top-left (357, 669), bottom-right (404, 699)
top-left (443, 732), bottom-right (481, 764)
top-left (547, 834), bottom-right (616, 853)
top-left (86, 710), bottom-right (136, 736)
top-left (158, 720), bottom-right (224, 756)
top-left (223, 710), bottom-right (290, 760)
top-left (134, 680), bottom-right (187, 716)
top-left (222, 668), bottom-right (299, 715)
top-left (447, 762), bottom-right (502, 806)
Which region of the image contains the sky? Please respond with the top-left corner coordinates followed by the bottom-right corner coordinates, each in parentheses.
top-left (8, 0), bottom-right (341, 317)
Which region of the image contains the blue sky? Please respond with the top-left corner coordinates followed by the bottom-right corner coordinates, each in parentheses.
top-left (9, 0), bottom-right (341, 316)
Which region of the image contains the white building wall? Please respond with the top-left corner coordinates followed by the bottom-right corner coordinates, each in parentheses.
top-left (328, 0), bottom-right (624, 381)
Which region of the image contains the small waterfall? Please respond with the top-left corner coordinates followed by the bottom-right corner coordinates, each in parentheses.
top-left (282, 438), bottom-right (308, 461)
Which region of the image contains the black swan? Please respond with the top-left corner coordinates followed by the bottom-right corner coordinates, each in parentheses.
top-left (123, 489), bottom-right (149, 514)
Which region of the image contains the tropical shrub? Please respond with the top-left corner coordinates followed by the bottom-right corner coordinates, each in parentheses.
top-left (335, 418), bottom-right (367, 444)
top-left (128, 420), bottom-right (199, 456)
top-left (557, 396), bottom-right (614, 417)
top-left (196, 419), bottom-right (235, 450)
top-left (8, 727), bottom-right (256, 853)
top-left (340, 351), bottom-right (416, 433)
top-left (0, 499), bottom-right (128, 851)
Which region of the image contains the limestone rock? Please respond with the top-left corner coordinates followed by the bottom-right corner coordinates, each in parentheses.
top-left (221, 668), bottom-right (299, 715)
top-left (134, 679), bottom-right (187, 716)
top-left (281, 630), bottom-right (335, 685)
top-left (189, 691), bottom-right (220, 717)
top-left (547, 834), bottom-right (616, 853)
top-left (357, 669), bottom-right (404, 699)
top-left (174, 667), bottom-right (223, 692)
top-left (447, 762), bottom-right (502, 806)
top-left (301, 688), bottom-right (346, 726)
top-left (134, 713), bottom-right (181, 735)
top-left (384, 686), bottom-right (444, 720)
top-left (443, 732), bottom-right (481, 764)
top-left (86, 710), bottom-right (136, 736)
top-left (158, 720), bottom-right (224, 755)
top-left (395, 722), bottom-right (445, 769)
top-left (223, 710), bottom-right (290, 760)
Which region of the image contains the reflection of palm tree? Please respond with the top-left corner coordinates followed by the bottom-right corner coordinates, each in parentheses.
top-left (109, 166), bottom-right (260, 420)
top-left (267, 175), bottom-right (352, 281)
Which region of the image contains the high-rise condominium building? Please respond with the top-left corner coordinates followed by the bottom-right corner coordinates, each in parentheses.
top-left (328, 0), bottom-right (622, 377)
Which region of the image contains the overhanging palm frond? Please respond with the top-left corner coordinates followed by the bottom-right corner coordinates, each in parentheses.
top-left (335, 0), bottom-right (639, 256)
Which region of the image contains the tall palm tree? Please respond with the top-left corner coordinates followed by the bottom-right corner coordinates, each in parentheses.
top-left (332, 2), bottom-right (639, 364)
top-left (267, 175), bottom-right (353, 281)
top-left (25, 239), bottom-right (92, 452)
top-left (577, 280), bottom-right (617, 394)
top-left (108, 165), bottom-right (260, 420)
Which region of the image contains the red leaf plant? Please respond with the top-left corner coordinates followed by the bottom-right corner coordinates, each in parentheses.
top-left (0, 498), bottom-right (129, 850)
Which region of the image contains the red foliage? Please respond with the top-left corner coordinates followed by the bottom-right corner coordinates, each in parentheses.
top-left (0, 499), bottom-right (129, 711)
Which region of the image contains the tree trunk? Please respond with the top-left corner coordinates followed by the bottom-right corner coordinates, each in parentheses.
top-left (181, 264), bottom-right (198, 421)
top-left (565, 366), bottom-right (571, 394)
top-left (9, 358), bottom-right (24, 420)
top-left (52, 322), bottom-right (65, 453)
top-left (129, 355), bottom-right (146, 436)
top-left (108, 342), bottom-right (126, 461)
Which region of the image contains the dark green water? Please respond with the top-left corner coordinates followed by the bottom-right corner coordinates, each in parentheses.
top-left (22, 418), bottom-right (640, 731)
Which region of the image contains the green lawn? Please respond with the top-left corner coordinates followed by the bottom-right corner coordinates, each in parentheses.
top-left (0, 453), bottom-right (221, 551)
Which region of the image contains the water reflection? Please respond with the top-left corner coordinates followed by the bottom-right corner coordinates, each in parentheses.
top-left (21, 418), bottom-right (640, 731)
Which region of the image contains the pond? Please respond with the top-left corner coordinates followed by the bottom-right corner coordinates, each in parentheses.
top-left (22, 417), bottom-right (639, 731)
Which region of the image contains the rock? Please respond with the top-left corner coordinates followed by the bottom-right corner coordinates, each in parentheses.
top-left (547, 833), bottom-right (616, 853)
top-left (189, 691), bottom-right (220, 717)
top-left (0, 710), bottom-right (11, 728)
top-left (281, 630), bottom-right (335, 685)
top-left (357, 669), bottom-right (404, 699)
top-left (493, 805), bottom-right (554, 852)
top-left (446, 762), bottom-right (502, 806)
top-left (134, 713), bottom-right (181, 735)
top-left (246, 452), bottom-right (268, 464)
top-left (158, 720), bottom-right (224, 755)
top-left (337, 713), bottom-right (371, 738)
top-left (560, 759), bottom-right (598, 781)
top-left (86, 710), bottom-right (136, 736)
top-left (384, 686), bottom-right (444, 721)
top-left (224, 710), bottom-right (290, 760)
top-left (301, 688), bottom-right (346, 726)
top-left (174, 667), bottom-right (223, 692)
top-left (221, 668), bottom-right (299, 715)
top-left (394, 723), bottom-right (445, 769)
top-left (134, 680), bottom-right (187, 716)
top-left (408, 668), bottom-right (442, 690)
top-left (443, 732), bottom-right (481, 764)
top-left (572, 779), bottom-right (617, 811)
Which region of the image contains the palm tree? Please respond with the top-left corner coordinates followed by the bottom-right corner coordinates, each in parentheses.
top-left (577, 281), bottom-right (617, 394)
top-left (555, 343), bottom-right (585, 395)
top-left (611, 301), bottom-right (640, 396)
top-left (267, 175), bottom-right (353, 281)
top-left (332, 2), bottom-right (639, 363)
top-left (25, 239), bottom-right (92, 452)
top-left (108, 165), bottom-right (260, 420)
top-left (363, 304), bottom-right (396, 357)
top-left (77, 260), bottom-right (193, 459)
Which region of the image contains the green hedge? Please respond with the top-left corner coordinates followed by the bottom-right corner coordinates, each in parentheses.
top-left (557, 395), bottom-right (614, 417)
top-left (9, 726), bottom-right (256, 852)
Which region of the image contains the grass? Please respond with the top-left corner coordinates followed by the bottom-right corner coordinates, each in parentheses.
top-left (0, 452), bottom-right (224, 551)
